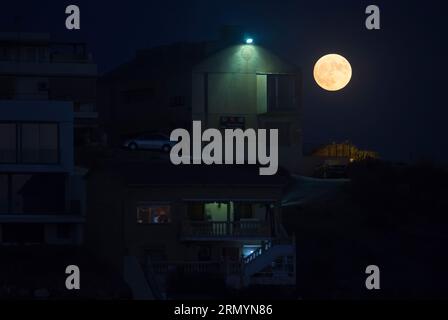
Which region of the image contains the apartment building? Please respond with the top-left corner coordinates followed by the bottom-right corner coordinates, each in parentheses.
top-left (0, 32), bottom-right (98, 146)
top-left (86, 162), bottom-right (296, 298)
top-left (99, 34), bottom-right (302, 173)
top-left (0, 32), bottom-right (92, 245)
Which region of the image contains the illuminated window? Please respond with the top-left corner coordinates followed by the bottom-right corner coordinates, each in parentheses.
top-left (137, 204), bottom-right (171, 224)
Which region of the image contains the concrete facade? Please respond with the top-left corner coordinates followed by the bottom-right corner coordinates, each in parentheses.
top-left (192, 45), bottom-right (303, 172)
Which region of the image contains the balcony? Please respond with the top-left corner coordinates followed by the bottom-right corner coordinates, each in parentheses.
top-left (151, 261), bottom-right (241, 275)
top-left (181, 220), bottom-right (271, 240)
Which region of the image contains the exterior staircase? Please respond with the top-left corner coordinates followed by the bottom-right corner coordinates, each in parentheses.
top-left (241, 237), bottom-right (296, 287)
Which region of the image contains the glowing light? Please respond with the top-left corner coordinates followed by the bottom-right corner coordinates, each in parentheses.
top-left (245, 38), bottom-right (254, 44)
top-left (313, 53), bottom-right (352, 91)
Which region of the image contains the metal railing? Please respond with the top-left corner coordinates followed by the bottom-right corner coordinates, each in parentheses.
top-left (151, 261), bottom-right (241, 275)
top-left (181, 220), bottom-right (271, 239)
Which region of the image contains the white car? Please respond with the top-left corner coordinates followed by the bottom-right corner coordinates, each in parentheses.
top-left (123, 133), bottom-right (176, 152)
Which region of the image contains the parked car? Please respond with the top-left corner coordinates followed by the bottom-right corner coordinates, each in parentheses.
top-left (123, 133), bottom-right (176, 152)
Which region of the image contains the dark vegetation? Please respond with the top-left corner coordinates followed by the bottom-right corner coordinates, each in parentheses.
top-left (0, 246), bottom-right (130, 299)
top-left (284, 160), bottom-right (448, 299)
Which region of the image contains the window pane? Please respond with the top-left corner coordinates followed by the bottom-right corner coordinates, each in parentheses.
top-left (267, 75), bottom-right (296, 111)
top-left (0, 123), bottom-right (16, 163)
top-left (21, 124), bottom-right (39, 163)
top-left (57, 224), bottom-right (72, 240)
top-left (187, 203), bottom-right (205, 221)
top-left (12, 174), bottom-right (65, 214)
top-left (267, 75), bottom-right (277, 111)
top-left (265, 122), bottom-right (291, 146)
top-left (39, 124), bottom-right (58, 163)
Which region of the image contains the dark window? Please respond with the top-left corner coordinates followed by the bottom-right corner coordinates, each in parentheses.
top-left (198, 246), bottom-right (212, 261)
top-left (267, 75), bottom-right (297, 111)
top-left (21, 123), bottom-right (58, 163)
top-left (57, 224), bottom-right (72, 240)
top-left (235, 203), bottom-right (253, 220)
top-left (222, 247), bottom-right (240, 261)
top-left (0, 46), bottom-right (9, 60)
top-left (0, 173), bottom-right (67, 215)
top-left (37, 82), bottom-right (48, 92)
top-left (220, 116), bottom-right (245, 129)
top-left (0, 123), bottom-right (17, 163)
top-left (265, 122), bottom-right (292, 146)
top-left (187, 203), bottom-right (205, 221)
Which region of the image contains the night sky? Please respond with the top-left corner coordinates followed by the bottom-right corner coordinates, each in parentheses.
top-left (1, 0), bottom-right (446, 164)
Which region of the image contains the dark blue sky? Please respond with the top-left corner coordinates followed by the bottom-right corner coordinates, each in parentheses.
top-left (1, 0), bottom-right (446, 164)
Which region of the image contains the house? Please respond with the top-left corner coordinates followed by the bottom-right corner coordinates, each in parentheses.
top-left (301, 141), bottom-right (379, 177)
top-left (0, 32), bottom-right (99, 146)
top-left (99, 30), bottom-right (303, 173)
top-left (0, 101), bottom-right (84, 245)
top-left (86, 161), bottom-right (296, 298)
top-left (0, 32), bottom-right (92, 245)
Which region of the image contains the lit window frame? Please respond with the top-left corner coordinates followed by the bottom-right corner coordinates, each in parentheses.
top-left (136, 203), bottom-right (172, 225)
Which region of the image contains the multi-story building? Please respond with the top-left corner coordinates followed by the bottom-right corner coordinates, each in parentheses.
top-left (99, 31), bottom-right (302, 173)
top-left (0, 32), bottom-right (93, 245)
top-left (86, 161), bottom-right (296, 299)
top-left (0, 32), bottom-right (98, 146)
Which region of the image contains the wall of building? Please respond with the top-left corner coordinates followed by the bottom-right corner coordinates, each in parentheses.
top-left (86, 172), bottom-right (127, 271)
top-left (98, 71), bottom-right (192, 146)
top-left (192, 45), bottom-right (303, 173)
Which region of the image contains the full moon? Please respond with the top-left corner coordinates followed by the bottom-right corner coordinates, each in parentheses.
top-left (313, 54), bottom-right (352, 91)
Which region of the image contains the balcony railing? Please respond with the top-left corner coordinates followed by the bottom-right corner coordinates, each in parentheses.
top-left (151, 261), bottom-right (241, 275)
top-left (181, 220), bottom-right (271, 239)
